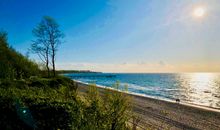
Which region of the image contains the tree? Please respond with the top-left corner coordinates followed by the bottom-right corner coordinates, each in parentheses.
top-left (31, 16), bottom-right (64, 77)
top-left (45, 16), bottom-right (64, 77)
top-left (0, 31), bottom-right (39, 79)
top-left (31, 24), bottom-right (50, 77)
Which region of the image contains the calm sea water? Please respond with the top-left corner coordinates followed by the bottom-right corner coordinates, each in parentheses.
top-left (64, 73), bottom-right (220, 109)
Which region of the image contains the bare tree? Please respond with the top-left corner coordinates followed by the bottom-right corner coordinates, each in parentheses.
top-left (31, 16), bottom-right (64, 77)
top-left (44, 16), bottom-right (64, 77)
top-left (31, 21), bottom-right (51, 77)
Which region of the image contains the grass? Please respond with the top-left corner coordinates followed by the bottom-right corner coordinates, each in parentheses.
top-left (0, 76), bottom-right (132, 130)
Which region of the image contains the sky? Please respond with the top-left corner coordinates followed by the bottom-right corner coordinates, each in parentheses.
top-left (1, 0), bottom-right (220, 73)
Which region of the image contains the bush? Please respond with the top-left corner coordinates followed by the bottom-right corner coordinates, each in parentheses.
top-left (0, 96), bottom-right (34, 130)
top-left (81, 83), bottom-right (131, 130)
top-left (0, 83), bottom-right (78, 130)
top-left (0, 78), bottom-right (131, 130)
top-left (0, 31), bottom-right (40, 80)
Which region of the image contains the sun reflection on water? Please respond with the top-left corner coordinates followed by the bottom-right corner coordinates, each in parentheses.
top-left (190, 73), bottom-right (215, 91)
top-left (69, 73), bottom-right (220, 109)
top-left (181, 73), bottom-right (220, 108)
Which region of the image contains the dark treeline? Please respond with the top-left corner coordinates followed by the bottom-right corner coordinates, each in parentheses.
top-left (56, 70), bottom-right (101, 74)
top-left (0, 32), bottom-right (39, 79)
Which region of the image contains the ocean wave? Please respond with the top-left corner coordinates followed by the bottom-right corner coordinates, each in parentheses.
top-left (120, 82), bottom-right (185, 92)
top-left (68, 73), bottom-right (220, 109)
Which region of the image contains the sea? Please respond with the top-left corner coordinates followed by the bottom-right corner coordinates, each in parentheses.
top-left (64, 73), bottom-right (220, 109)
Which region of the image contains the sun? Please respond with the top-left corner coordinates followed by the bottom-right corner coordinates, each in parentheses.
top-left (193, 7), bottom-right (205, 17)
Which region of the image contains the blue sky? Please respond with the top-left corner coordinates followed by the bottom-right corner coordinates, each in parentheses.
top-left (1, 0), bottom-right (220, 72)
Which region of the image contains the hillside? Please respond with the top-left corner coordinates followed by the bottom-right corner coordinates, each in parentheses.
top-left (0, 31), bottom-right (131, 129)
top-left (0, 32), bottom-right (39, 79)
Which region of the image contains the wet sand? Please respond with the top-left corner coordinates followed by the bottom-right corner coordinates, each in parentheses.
top-left (74, 80), bottom-right (220, 130)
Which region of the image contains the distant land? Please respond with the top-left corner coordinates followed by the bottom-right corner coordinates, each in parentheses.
top-left (56, 70), bottom-right (101, 74)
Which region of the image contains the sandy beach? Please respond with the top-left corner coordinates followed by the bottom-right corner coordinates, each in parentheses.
top-left (74, 80), bottom-right (220, 130)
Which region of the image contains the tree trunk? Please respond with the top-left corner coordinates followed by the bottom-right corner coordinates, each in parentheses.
top-left (46, 48), bottom-right (50, 77)
top-left (52, 46), bottom-right (56, 77)
top-left (46, 61), bottom-right (50, 77)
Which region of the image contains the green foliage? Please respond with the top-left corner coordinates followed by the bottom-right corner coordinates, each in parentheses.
top-left (0, 31), bottom-right (39, 79)
top-left (82, 84), bottom-right (106, 129)
top-left (0, 24), bottom-right (131, 129)
top-left (0, 77), bottom-right (132, 130)
top-left (0, 77), bottom-right (78, 129)
top-left (105, 82), bottom-right (131, 130)
top-left (80, 83), bottom-right (131, 130)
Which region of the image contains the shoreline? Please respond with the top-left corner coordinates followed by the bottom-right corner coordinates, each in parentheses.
top-left (74, 79), bottom-right (220, 129)
top-left (73, 80), bottom-right (220, 113)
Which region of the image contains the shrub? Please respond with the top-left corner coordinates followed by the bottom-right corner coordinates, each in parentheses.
top-left (0, 83), bottom-right (78, 130)
top-left (0, 31), bottom-right (40, 79)
top-left (81, 83), bottom-right (132, 130)
top-left (0, 78), bottom-right (131, 130)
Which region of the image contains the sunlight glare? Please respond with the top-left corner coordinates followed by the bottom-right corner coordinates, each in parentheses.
top-left (190, 73), bottom-right (214, 91)
top-left (193, 7), bottom-right (205, 18)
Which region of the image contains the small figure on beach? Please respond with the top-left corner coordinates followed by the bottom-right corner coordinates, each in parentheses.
top-left (176, 99), bottom-right (180, 103)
